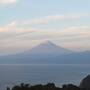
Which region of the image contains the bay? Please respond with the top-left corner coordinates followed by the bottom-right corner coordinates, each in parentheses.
top-left (0, 64), bottom-right (90, 90)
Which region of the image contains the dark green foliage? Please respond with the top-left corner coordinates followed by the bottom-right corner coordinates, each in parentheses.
top-left (62, 84), bottom-right (81, 90)
top-left (7, 87), bottom-right (10, 90)
top-left (7, 83), bottom-right (86, 90)
top-left (79, 75), bottom-right (90, 90)
top-left (11, 83), bottom-right (30, 90)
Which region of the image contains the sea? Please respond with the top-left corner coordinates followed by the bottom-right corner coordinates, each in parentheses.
top-left (0, 64), bottom-right (90, 90)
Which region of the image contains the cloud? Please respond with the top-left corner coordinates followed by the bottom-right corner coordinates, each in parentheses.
top-left (0, 12), bottom-right (90, 41)
top-left (0, 21), bottom-right (33, 33)
top-left (0, 21), bottom-right (35, 40)
top-left (2, 13), bottom-right (88, 28)
top-left (0, 0), bottom-right (17, 5)
top-left (19, 13), bottom-right (89, 25)
top-left (0, 20), bottom-right (90, 40)
top-left (9, 26), bottom-right (90, 42)
top-left (0, 21), bottom-right (17, 32)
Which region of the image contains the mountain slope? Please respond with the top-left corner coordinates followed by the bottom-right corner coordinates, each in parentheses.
top-left (0, 41), bottom-right (90, 64)
top-left (22, 41), bottom-right (73, 55)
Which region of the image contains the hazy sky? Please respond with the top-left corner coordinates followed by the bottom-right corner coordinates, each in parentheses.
top-left (0, 0), bottom-right (90, 54)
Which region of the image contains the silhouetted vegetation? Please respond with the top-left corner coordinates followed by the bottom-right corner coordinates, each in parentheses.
top-left (6, 75), bottom-right (90, 90)
top-left (7, 83), bottom-right (86, 90)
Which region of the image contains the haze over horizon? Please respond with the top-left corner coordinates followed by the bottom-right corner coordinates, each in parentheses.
top-left (0, 0), bottom-right (90, 55)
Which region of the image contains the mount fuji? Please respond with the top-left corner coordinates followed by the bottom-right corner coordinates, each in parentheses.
top-left (23, 41), bottom-right (72, 55)
top-left (0, 41), bottom-right (90, 64)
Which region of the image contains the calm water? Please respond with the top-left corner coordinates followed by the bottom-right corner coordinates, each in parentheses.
top-left (0, 64), bottom-right (90, 90)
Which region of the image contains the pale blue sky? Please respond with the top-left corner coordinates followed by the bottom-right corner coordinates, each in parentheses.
top-left (0, 0), bottom-right (90, 54)
top-left (0, 0), bottom-right (90, 24)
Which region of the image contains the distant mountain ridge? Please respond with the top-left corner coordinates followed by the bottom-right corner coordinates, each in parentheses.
top-left (21, 41), bottom-right (73, 55)
top-left (0, 41), bottom-right (90, 64)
